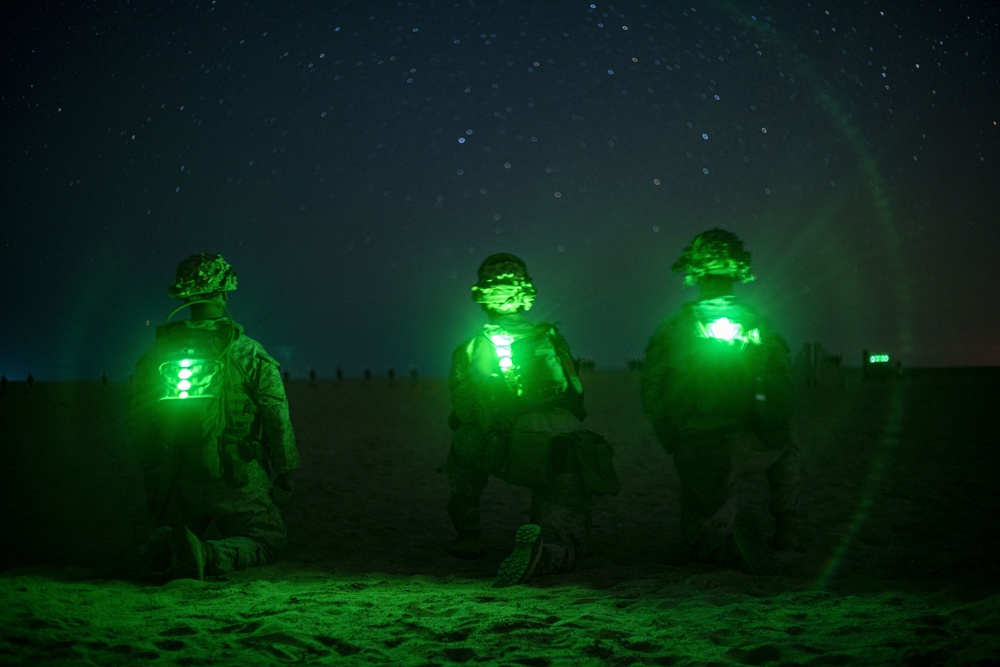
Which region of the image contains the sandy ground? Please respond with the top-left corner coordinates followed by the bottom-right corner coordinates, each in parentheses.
top-left (1, 368), bottom-right (999, 666)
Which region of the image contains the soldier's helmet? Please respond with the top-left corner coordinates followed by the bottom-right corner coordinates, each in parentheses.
top-left (672, 228), bottom-right (755, 286)
top-left (168, 253), bottom-right (238, 300)
top-left (471, 253), bottom-right (537, 313)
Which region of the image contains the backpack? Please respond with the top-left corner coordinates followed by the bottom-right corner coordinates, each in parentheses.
top-left (148, 305), bottom-right (240, 480)
top-left (478, 322), bottom-right (584, 418)
top-left (667, 297), bottom-right (792, 432)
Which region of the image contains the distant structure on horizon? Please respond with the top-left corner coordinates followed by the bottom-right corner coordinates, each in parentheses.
top-left (794, 343), bottom-right (844, 390)
top-left (862, 349), bottom-right (902, 382)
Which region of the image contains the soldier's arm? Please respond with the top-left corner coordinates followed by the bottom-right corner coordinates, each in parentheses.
top-left (640, 320), bottom-right (685, 444)
top-left (639, 323), bottom-right (670, 419)
top-left (547, 326), bottom-right (586, 420)
top-left (127, 352), bottom-right (162, 468)
top-left (448, 340), bottom-right (479, 426)
top-left (549, 326), bottom-right (584, 396)
top-left (762, 329), bottom-right (795, 426)
top-left (256, 352), bottom-right (300, 474)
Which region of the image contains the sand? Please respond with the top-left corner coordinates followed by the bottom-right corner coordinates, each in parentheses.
top-left (2, 368), bottom-right (999, 666)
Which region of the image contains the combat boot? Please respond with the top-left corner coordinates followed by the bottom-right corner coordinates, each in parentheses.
top-left (166, 525), bottom-right (212, 581)
top-left (494, 524), bottom-right (543, 587)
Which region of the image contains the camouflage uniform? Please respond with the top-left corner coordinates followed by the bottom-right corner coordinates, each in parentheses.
top-left (641, 295), bottom-right (800, 566)
top-left (444, 313), bottom-right (614, 577)
top-left (129, 318), bottom-right (299, 575)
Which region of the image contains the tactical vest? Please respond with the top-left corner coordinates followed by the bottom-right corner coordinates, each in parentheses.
top-left (475, 322), bottom-right (582, 414)
top-left (669, 298), bottom-right (773, 430)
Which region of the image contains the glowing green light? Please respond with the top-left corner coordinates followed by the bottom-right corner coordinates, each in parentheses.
top-left (708, 317), bottom-right (739, 341)
top-left (869, 354), bottom-right (890, 363)
top-left (491, 333), bottom-right (515, 374)
top-left (491, 333), bottom-right (514, 348)
top-left (696, 317), bottom-right (762, 348)
top-left (159, 356), bottom-right (221, 400)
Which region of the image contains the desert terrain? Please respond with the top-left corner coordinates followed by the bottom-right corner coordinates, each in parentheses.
top-left (1, 367), bottom-right (998, 665)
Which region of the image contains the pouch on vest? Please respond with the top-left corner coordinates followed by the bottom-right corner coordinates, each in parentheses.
top-left (492, 430), bottom-right (552, 488)
top-left (564, 430), bottom-right (621, 496)
top-left (508, 328), bottom-right (571, 407)
top-left (752, 337), bottom-right (794, 432)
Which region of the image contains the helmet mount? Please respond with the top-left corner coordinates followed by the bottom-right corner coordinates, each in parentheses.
top-left (471, 253), bottom-right (538, 313)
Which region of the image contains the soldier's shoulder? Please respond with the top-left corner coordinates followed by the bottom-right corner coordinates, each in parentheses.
top-left (734, 299), bottom-right (781, 331)
top-left (650, 308), bottom-right (688, 334)
top-left (766, 328), bottom-right (791, 354)
top-left (454, 331), bottom-right (481, 354)
top-left (232, 333), bottom-right (280, 368)
top-left (737, 303), bottom-right (789, 353)
top-left (536, 320), bottom-right (561, 334)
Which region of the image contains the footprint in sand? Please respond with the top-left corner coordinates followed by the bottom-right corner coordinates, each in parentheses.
top-left (212, 620), bottom-right (264, 634)
top-left (314, 635), bottom-right (363, 656)
top-left (153, 639), bottom-right (186, 651)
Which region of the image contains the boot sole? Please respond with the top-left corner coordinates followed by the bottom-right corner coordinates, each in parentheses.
top-left (494, 524), bottom-right (543, 587)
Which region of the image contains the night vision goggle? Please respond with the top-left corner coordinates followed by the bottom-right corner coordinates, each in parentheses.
top-left (471, 274), bottom-right (536, 312)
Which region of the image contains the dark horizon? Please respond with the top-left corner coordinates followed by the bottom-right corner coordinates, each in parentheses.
top-left (4, 364), bottom-right (1000, 386)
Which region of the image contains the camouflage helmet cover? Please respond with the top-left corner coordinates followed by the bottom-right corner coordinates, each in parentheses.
top-left (168, 253), bottom-right (238, 299)
top-left (471, 252), bottom-right (537, 312)
top-left (671, 228), bottom-right (755, 286)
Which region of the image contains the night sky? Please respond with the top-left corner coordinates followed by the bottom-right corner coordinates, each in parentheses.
top-left (3, 1), bottom-right (997, 381)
